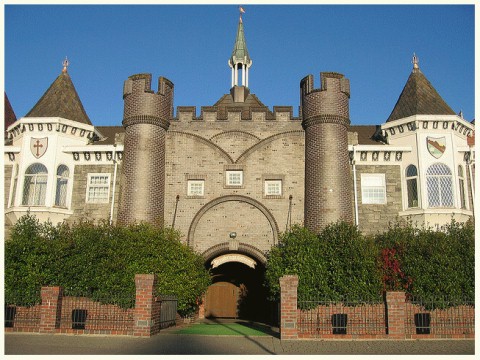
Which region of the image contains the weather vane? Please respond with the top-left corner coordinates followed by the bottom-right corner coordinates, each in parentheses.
top-left (62, 56), bottom-right (69, 73)
top-left (239, 5), bottom-right (245, 23)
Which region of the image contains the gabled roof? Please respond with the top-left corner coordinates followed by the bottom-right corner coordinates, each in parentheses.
top-left (386, 61), bottom-right (455, 122)
top-left (26, 71), bottom-right (92, 125)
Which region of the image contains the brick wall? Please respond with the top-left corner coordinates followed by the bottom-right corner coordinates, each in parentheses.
top-left (280, 276), bottom-right (475, 340)
top-left (165, 119), bottom-right (305, 254)
top-left (5, 274), bottom-right (174, 337)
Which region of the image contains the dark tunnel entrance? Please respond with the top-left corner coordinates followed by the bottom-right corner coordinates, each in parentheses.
top-left (204, 257), bottom-right (276, 324)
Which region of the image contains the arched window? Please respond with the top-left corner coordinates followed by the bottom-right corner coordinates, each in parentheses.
top-left (405, 165), bottom-right (419, 208)
top-left (458, 165), bottom-right (466, 209)
top-left (22, 163), bottom-right (48, 206)
top-left (55, 165), bottom-right (70, 207)
top-left (426, 163), bottom-right (454, 207)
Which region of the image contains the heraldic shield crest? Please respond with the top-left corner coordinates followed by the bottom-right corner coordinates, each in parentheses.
top-left (427, 136), bottom-right (446, 159)
top-left (31, 137), bottom-right (48, 159)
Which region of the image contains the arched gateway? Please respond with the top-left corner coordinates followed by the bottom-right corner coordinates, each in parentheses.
top-left (187, 195), bottom-right (278, 321)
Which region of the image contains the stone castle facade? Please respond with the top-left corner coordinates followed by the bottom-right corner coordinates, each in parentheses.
top-left (4, 17), bottom-right (475, 272)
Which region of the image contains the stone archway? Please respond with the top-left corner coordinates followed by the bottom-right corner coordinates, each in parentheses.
top-left (187, 195), bottom-right (280, 251)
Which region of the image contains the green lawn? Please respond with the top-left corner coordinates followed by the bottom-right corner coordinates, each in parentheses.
top-left (174, 322), bottom-right (274, 336)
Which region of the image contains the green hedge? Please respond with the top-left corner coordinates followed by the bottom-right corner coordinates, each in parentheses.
top-left (265, 222), bottom-right (383, 303)
top-left (5, 214), bottom-right (211, 316)
top-left (265, 220), bottom-right (474, 306)
top-left (376, 220), bottom-right (474, 303)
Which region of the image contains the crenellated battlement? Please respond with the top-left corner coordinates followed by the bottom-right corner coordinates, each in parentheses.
top-left (174, 105), bottom-right (299, 122)
top-left (122, 73), bottom-right (174, 130)
top-left (300, 72), bottom-right (350, 128)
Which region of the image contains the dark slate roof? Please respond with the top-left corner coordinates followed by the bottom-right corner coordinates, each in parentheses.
top-left (349, 125), bottom-right (381, 145)
top-left (93, 126), bottom-right (124, 145)
top-left (26, 72), bottom-right (92, 125)
top-left (212, 92), bottom-right (274, 119)
top-left (5, 92), bottom-right (17, 131)
top-left (386, 68), bottom-right (455, 122)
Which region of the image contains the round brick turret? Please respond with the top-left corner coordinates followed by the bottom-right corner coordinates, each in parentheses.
top-left (118, 74), bottom-right (174, 226)
top-left (301, 72), bottom-right (353, 233)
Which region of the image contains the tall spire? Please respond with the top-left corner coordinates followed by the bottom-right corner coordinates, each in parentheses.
top-left (228, 6), bottom-right (252, 89)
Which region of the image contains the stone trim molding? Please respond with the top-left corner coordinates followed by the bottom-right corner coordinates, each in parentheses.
top-left (201, 242), bottom-right (267, 265)
top-left (235, 130), bottom-right (304, 164)
top-left (123, 115), bottom-right (170, 131)
top-left (301, 115), bottom-right (350, 130)
top-left (168, 131), bottom-right (234, 163)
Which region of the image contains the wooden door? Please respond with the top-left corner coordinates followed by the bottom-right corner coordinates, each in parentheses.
top-left (205, 282), bottom-right (239, 318)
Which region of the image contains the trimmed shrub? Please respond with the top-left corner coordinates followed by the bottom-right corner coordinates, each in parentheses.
top-left (375, 220), bottom-right (474, 304)
top-left (4, 214), bottom-right (211, 316)
top-left (265, 222), bottom-right (383, 304)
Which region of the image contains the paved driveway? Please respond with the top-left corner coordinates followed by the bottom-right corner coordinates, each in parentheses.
top-left (4, 333), bottom-right (474, 355)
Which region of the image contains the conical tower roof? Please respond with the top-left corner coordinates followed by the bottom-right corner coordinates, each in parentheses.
top-left (5, 92), bottom-right (17, 129)
top-left (386, 55), bottom-right (455, 122)
top-left (229, 18), bottom-right (252, 66)
top-left (26, 63), bottom-right (92, 125)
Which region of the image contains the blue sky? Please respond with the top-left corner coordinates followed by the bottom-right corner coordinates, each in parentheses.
top-left (4, 3), bottom-right (475, 126)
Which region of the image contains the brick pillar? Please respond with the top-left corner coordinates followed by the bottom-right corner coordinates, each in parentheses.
top-left (39, 286), bottom-right (62, 333)
top-left (279, 275), bottom-right (299, 340)
top-left (385, 291), bottom-right (406, 338)
top-left (134, 274), bottom-right (157, 337)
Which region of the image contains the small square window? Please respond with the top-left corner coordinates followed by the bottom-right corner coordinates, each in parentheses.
top-left (187, 180), bottom-right (205, 197)
top-left (265, 180), bottom-right (282, 196)
top-left (86, 174), bottom-right (110, 204)
top-left (361, 174), bottom-right (386, 204)
top-left (226, 170), bottom-right (243, 186)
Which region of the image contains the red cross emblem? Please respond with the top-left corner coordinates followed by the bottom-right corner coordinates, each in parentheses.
top-left (30, 137), bottom-right (48, 159)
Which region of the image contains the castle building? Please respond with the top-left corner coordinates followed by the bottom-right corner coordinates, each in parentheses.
top-left (4, 15), bottom-right (475, 319)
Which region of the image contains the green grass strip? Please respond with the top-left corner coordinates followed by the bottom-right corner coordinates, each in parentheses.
top-left (175, 322), bottom-right (272, 336)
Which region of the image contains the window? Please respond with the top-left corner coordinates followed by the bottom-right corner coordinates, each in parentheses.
top-left (226, 170), bottom-right (243, 186)
top-left (22, 163), bottom-right (48, 206)
top-left (10, 164), bottom-right (19, 207)
top-left (55, 165), bottom-right (70, 207)
top-left (361, 174), bottom-right (386, 204)
top-left (458, 165), bottom-right (466, 209)
top-left (187, 180), bottom-right (205, 197)
top-left (265, 180), bottom-right (282, 196)
top-left (426, 163), bottom-right (453, 207)
top-left (405, 165), bottom-right (419, 208)
top-left (86, 174), bottom-right (110, 203)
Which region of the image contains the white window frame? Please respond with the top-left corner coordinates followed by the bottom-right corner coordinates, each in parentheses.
top-left (264, 180), bottom-right (282, 196)
top-left (361, 173), bottom-right (386, 205)
top-left (86, 173), bottom-right (111, 204)
top-left (226, 170), bottom-right (243, 187)
top-left (187, 180), bottom-right (205, 197)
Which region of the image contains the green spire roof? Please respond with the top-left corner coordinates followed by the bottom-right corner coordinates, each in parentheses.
top-left (26, 70), bottom-right (92, 125)
top-left (229, 19), bottom-right (252, 66)
top-left (386, 58), bottom-right (455, 122)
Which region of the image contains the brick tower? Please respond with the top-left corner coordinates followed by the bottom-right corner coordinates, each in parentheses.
top-left (117, 74), bottom-right (174, 226)
top-left (301, 72), bottom-right (353, 233)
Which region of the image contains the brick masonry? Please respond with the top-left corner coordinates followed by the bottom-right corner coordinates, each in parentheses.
top-left (280, 275), bottom-right (474, 340)
top-left (301, 73), bottom-right (353, 233)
